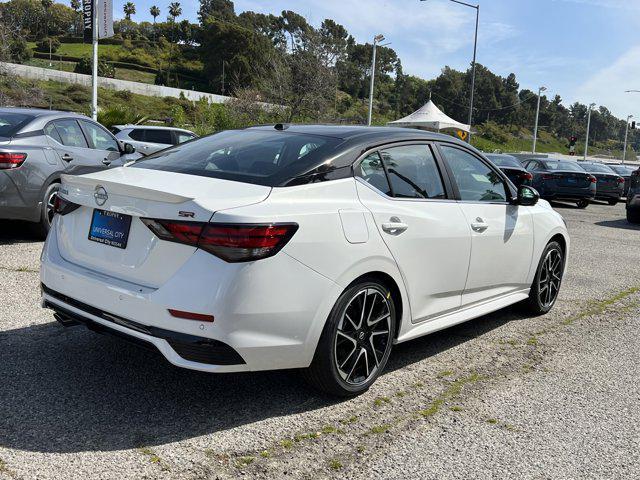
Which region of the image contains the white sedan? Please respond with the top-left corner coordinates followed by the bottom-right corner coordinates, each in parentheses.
top-left (41, 125), bottom-right (568, 396)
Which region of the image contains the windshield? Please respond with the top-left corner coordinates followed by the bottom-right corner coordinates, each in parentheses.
top-left (608, 165), bottom-right (634, 174)
top-left (132, 130), bottom-right (342, 186)
top-left (486, 154), bottom-right (521, 168)
top-left (0, 113), bottom-right (35, 137)
top-left (584, 163), bottom-right (616, 174)
top-left (542, 161), bottom-right (585, 172)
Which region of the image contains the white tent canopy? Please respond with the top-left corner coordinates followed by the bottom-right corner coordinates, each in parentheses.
top-left (388, 100), bottom-right (470, 132)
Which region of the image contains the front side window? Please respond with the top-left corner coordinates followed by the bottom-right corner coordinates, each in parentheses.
top-left (440, 145), bottom-right (507, 202)
top-left (81, 121), bottom-right (119, 151)
top-left (379, 144), bottom-right (445, 199)
top-left (357, 152), bottom-right (391, 196)
top-left (128, 129), bottom-right (145, 141)
top-left (52, 119), bottom-right (88, 148)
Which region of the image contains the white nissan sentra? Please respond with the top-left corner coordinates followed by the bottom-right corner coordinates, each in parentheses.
top-left (40, 125), bottom-right (568, 396)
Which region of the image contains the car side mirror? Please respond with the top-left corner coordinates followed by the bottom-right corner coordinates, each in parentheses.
top-left (123, 143), bottom-right (136, 155)
top-left (517, 185), bottom-right (539, 206)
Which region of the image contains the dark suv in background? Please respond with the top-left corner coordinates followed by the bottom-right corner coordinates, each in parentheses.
top-left (0, 108), bottom-right (137, 235)
top-left (522, 158), bottom-right (596, 208)
top-left (626, 167), bottom-right (640, 223)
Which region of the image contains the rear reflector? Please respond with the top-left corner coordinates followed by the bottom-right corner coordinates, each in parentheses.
top-left (140, 219), bottom-right (298, 263)
top-left (616, 177), bottom-right (625, 184)
top-left (168, 309), bottom-right (215, 322)
top-left (588, 175), bottom-right (597, 183)
top-left (0, 152), bottom-right (27, 170)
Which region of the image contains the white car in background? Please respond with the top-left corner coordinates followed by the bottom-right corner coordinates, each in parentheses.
top-left (112, 125), bottom-right (197, 155)
top-left (40, 125), bottom-right (569, 396)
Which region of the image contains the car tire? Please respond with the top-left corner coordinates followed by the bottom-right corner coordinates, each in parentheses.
top-left (303, 279), bottom-right (396, 397)
top-left (33, 182), bottom-right (59, 238)
top-left (524, 241), bottom-right (565, 315)
top-left (608, 199), bottom-right (618, 206)
top-left (627, 208), bottom-right (640, 224)
top-left (576, 199), bottom-right (589, 209)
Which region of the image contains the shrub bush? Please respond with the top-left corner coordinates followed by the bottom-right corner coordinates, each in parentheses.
top-left (74, 56), bottom-right (116, 78)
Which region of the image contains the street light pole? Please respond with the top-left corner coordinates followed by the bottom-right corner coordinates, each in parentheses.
top-left (420, 0), bottom-right (479, 142)
top-left (532, 86), bottom-right (547, 153)
top-left (584, 102), bottom-right (595, 161)
top-left (367, 34), bottom-right (385, 126)
top-left (622, 114), bottom-right (633, 164)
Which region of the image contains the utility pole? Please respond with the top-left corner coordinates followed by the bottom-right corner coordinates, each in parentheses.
top-left (584, 102), bottom-right (595, 161)
top-left (622, 114), bottom-right (633, 164)
top-left (91, 0), bottom-right (98, 120)
top-left (367, 34), bottom-right (385, 126)
top-left (532, 85), bottom-right (547, 153)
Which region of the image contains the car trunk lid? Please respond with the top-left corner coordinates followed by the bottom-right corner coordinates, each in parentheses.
top-left (56, 167), bottom-right (271, 287)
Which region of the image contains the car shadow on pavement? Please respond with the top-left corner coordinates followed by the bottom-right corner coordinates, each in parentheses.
top-left (0, 306), bottom-right (525, 454)
top-left (0, 220), bottom-right (42, 245)
top-left (595, 218), bottom-right (640, 231)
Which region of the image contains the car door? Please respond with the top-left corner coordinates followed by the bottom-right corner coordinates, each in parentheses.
top-left (78, 120), bottom-right (125, 168)
top-left (45, 119), bottom-right (105, 176)
top-left (355, 143), bottom-right (472, 322)
top-left (438, 144), bottom-right (534, 306)
top-left (141, 129), bottom-right (174, 154)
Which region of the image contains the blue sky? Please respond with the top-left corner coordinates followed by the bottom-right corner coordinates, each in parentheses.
top-left (113, 0), bottom-right (640, 119)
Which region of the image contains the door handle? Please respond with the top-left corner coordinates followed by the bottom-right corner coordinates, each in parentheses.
top-left (470, 217), bottom-right (489, 233)
top-left (61, 154), bottom-right (73, 162)
top-left (381, 217), bottom-right (408, 235)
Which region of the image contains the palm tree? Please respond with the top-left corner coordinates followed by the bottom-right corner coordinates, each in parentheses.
top-left (150, 5), bottom-right (160, 41)
top-left (123, 2), bottom-right (136, 21)
top-left (168, 2), bottom-right (182, 22)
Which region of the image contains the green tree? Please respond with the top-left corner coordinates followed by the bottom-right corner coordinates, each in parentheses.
top-left (123, 2), bottom-right (136, 21)
top-left (168, 2), bottom-right (182, 22)
top-left (198, 0), bottom-right (235, 23)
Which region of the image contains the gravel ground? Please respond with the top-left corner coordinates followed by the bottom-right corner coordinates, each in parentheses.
top-left (0, 201), bottom-right (638, 479)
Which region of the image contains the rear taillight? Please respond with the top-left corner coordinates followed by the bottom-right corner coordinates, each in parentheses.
top-left (519, 172), bottom-right (533, 181)
top-left (0, 152), bottom-right (27, 169)
top-left (588, 175), bottom-right (597, 183)
top-left (141, 219), bottom-right (298, 263)
top-left (616, 177), bottom-right (625, 184)
top-left (53, 195), bottom-right (81, 216)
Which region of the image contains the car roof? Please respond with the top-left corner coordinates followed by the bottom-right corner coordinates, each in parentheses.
top-left (0, 107), bottom-right (84, 118)
top-left (246, 124), bottom-right (467, 144)
top-left (114, 124), bottom-right (195, 134)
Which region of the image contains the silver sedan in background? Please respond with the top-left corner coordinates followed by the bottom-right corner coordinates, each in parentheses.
top-left (0, 108), bottom-right (138, 236)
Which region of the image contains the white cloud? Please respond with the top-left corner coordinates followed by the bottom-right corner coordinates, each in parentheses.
top-left (575, 45), bottom-right (640, 116)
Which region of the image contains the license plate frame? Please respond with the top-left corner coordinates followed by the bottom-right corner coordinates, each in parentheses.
top-left (88, 209), bottom-right (132, 249)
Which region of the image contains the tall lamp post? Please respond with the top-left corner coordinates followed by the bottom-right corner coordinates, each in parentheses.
top-left (622, 114), bottom-right (633, 164)
top-left (532, 86), bottom-right (547, 153)
top-left (367, 34), bottom-right (385, 126)
top-left (421, 0), bottom-right (479, 142)
top-left (584, 102), bottom-right (596, 161)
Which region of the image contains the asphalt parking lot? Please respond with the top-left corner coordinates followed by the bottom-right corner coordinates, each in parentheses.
top-left (0, 201), bottom-right (639, 480)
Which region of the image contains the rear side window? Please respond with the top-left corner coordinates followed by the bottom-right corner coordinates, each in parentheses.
top-left (0, 113), bottom-right (34, 137)
top-left (380, 145), bottom-right (445, 199)
top-left (440, 145), bottom-right (507, 202)
top-left (44, 122), bottom-right (63, 144)
top-left (357, 152), bottom-right (392, 196)
top-left (52, 119), bottom-right (88, 148)
top-left (176, 132), bottom-right (195, 144)
top-left (132, 130), bottom-right (341, 187)
top-left (145, 129), bottom-right (173, 144)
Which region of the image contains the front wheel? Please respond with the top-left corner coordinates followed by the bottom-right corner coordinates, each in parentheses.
top-left (627, 208), bottom-right (640, 224)
top-left (576, 199), bottom-right (589, 209)
top-left (303, 280), bottom-right (396, 397)
top-left (524, 241), bottom-right (565, 315)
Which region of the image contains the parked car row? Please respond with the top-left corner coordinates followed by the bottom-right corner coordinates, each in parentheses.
top-left (0, 108), bottom-right (196, 235)
top-left (486, 153), bottom-right (636, 214)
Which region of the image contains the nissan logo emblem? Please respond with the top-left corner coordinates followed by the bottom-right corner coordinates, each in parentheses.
top-left (94, 185), bottom-right (108, 206)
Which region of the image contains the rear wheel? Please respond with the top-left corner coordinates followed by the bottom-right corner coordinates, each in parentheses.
top-left (32, 182), bottom-right (59, 238)
top-left (627, 208), bottom-right (640, 224)
top-left (576, 199), bottom-right (589, 209)
top-left (303, 280), bottom-right (396, 397)
top-left (524, 241), bottom-right (564, 315)
top-left (608, 199), bottom-right (618, 206)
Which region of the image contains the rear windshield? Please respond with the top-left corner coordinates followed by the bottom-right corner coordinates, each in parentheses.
top-left (132, 130), bottom-right (342, 186)
top-left (0, 113), bottom-right (34, 137)
top-left (542, 161), bottom-right (585, 172)
top-left (584, 163), bottom-right (616, 174)
top-left (486, 154), bottom-right (521, 168)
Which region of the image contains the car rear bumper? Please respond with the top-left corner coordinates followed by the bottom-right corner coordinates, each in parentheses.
top-left (40, 221), bottom-right (342, 373)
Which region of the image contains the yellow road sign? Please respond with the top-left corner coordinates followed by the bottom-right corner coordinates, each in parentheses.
top-left (456, 130), bottom-right (468, 141)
